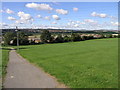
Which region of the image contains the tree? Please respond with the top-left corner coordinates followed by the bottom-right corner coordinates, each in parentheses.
top-left (71, 34), bottom-right (81, 41)
top-left (54, 34), bottom-right (64, 43)
top-left (12, 32), bottom-right (29, 45)
top-left (100, 34), bottom-right (106, 38)
top-left (118, 35), bottom-right (120, 38)
top-left (106, 34), bottom-right (112, 38)
top-left (63, 35), bottom-right (71, 42)
top-left (4, 32), bottom-right (15, 45)
top-left (40, 30), bottom-right (51, 43)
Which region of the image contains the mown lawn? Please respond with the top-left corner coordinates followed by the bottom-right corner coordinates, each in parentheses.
top-left (18, 38), bottom-right (118, 88)
top-left (2, 49), bottom-right (9, 79)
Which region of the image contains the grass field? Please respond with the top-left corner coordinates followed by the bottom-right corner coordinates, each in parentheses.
top-left (1, 49), bottom-right (9, 79)
top-left (18, 38), bottom-right (118, 88)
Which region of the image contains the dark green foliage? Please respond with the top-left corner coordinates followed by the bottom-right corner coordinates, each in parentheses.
top-left (63, 35), bottom-right (71, 42)
top-left (118, 35), bottom-right (120, 38)
top-left (106, 34), bottom-right (113, 38)
top-left (89, 36), bottom-right (94, 39)
top-left (54, 34), bottom-right (64, 43)
top-left (100, 34), bottom-right (106, 38)
top-left (108, 34), bottom-right (113, 38)
top-left (83, 36), bottom-right (94, 40)
top-left (83, 36), bottom-right (89, 40)
top-left (4, 32), bottom-right (15, 45)
top-left (12, 32), bottom-right (29, 45)
top-left (71, 34), bottom-right (82, 41)
top-left (49, 36), bottom-right (54, 43)
top-left (40, 30), bottom-right (51, 43)
top-left (29, 39), bottom-right (35, 45)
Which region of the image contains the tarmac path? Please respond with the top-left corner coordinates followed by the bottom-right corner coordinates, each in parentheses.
top-left (3, 49), bottom-right (66, 88)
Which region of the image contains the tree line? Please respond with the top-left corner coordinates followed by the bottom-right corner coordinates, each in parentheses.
top-left (2, 30), bottom-right (119, 46)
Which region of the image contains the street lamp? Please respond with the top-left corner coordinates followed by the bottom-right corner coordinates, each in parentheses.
top-left (15, 26), bottom-right (19, 50)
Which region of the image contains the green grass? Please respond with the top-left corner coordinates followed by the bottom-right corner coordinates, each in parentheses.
top-left (18, 38), bottom-right (118, 88)
top-left (1, 48), bottom-right (9, 79)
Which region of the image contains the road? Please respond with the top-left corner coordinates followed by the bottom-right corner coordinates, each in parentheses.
top-left (3, 49), bottom-right (66, 88)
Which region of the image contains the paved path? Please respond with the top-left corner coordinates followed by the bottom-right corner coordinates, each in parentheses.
top-left (4, 50), bottom-right (66, 88)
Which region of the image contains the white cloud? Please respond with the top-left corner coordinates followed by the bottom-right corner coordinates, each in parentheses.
top-left (0, 10), bottom-right (4, 13)
top-left (51, 21), bottom-right (57, 24)
top-left (18, 11), bottom-right (33, 21)
top-left (0, 23), bottom-right (8, 27)
top-left (6, 9), bottom-right (14, 14)
top-left (99, 14), bottom-right (107, 18)
top-left (15, 20), bottom-right (24, 24)
top-left (52, 15), bottom-right (60, 20)
top-left (37, 15), bottom-right (42, 18)
top-left (44, 16), bottom-right (50, 20)
top-left (76, 21), bottom-right (80, 23)
top-left (26, 3), bottom-right (53, 11)
top-left (111, 22), bottom-right (119, 26)
top-left (91, 12), bottom-right (97, 16)
top-left (73, 7), bottom-right (78, 11)
top-left (67, 22), bottom-right (71, 26)
top-left (74, 24), bottom-right (79, 27)
top-left (17, 11), bottom-right (33, 24)
top-left (80, 22), bottom-right (86, 25)
top-left (8, 16), bottom-right (16, 20)
top-left (109, 16), bottom-right (117, 20)
top-left (84, 19), bottom-right (97, 23)
top-left (91, 12), bottom-right (107, 18)
top-left (56, 9), bottom-right (68, 15)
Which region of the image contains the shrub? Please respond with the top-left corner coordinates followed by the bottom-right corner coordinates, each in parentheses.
top-left (63, 35), bottom-right (71, 42)
top-left (54, 34), bottom-right (64, 43)
top-left (40, 30), bottom-right (51, 43)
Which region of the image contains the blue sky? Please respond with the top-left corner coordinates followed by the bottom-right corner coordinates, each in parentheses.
top-left (1, 2), bottom-right (118, 30)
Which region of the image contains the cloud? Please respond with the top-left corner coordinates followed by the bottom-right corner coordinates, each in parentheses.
top-left (56, 9), bottom-right (68, 15)
top-left (111, 22), bottom-right (119, 26)
top-left (84, 19), bottom-right (97, 23)
top-left (51, 21), bottom-right (57, 24)
top-left (26, 3), bottom-right (53, 11)
top-left (6, 9), bottom-right (14, 14)
top-left (91, 12), bottom-right (97, 16)
top-left (15, 20), bottom-right (24, 24)
top-left (44, 16), bottom-right (50, 20)
top-left (99, 14), bottom-right (107, 18)
top-left (67, 22), bottom-right (71, 26)
top-left (18, 11), bottom-right (33, 21)
top-left (52, 15), bottom-right (60, 20)
top-left (73, 7), bottom-right (78, 11)
top-left (0, 23), bottom-right (8, 27)
top-left (109, 16), bottom-right (118, 20)
top-left (8, 16), bottom-right (16, 20)
top-left (37, 15), bottom-right (42, 18)
top-left (91, 12), bottom-right (107, 18)
top-left (74, 24), bottom-right (79, 27)
top-left (17, 11), bottom-right (33, 24)
top-left (0, 10), bottom-right (4, 13)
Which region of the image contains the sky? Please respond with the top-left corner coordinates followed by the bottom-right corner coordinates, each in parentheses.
top-left (0, 2), bottom-right (119, 30)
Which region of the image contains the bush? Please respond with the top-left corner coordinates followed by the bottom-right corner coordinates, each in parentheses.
top-left (12, 32), bottom-right (29, 45)
top-left (40, 30), bottom-right (51, 43)
top-left (54, 34), bottom-right (64, 43)
top-left (118, 35), bottom-right (120, 38)
top-left (71, 34), bottom-right (82, 41)
top-left (63, 35), bottom-right (71, 42)
top-left (3, 32), bottom-right (15, 45)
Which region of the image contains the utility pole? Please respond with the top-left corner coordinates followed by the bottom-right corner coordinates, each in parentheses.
top-left (15, 26), bottom-right (19, 50)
